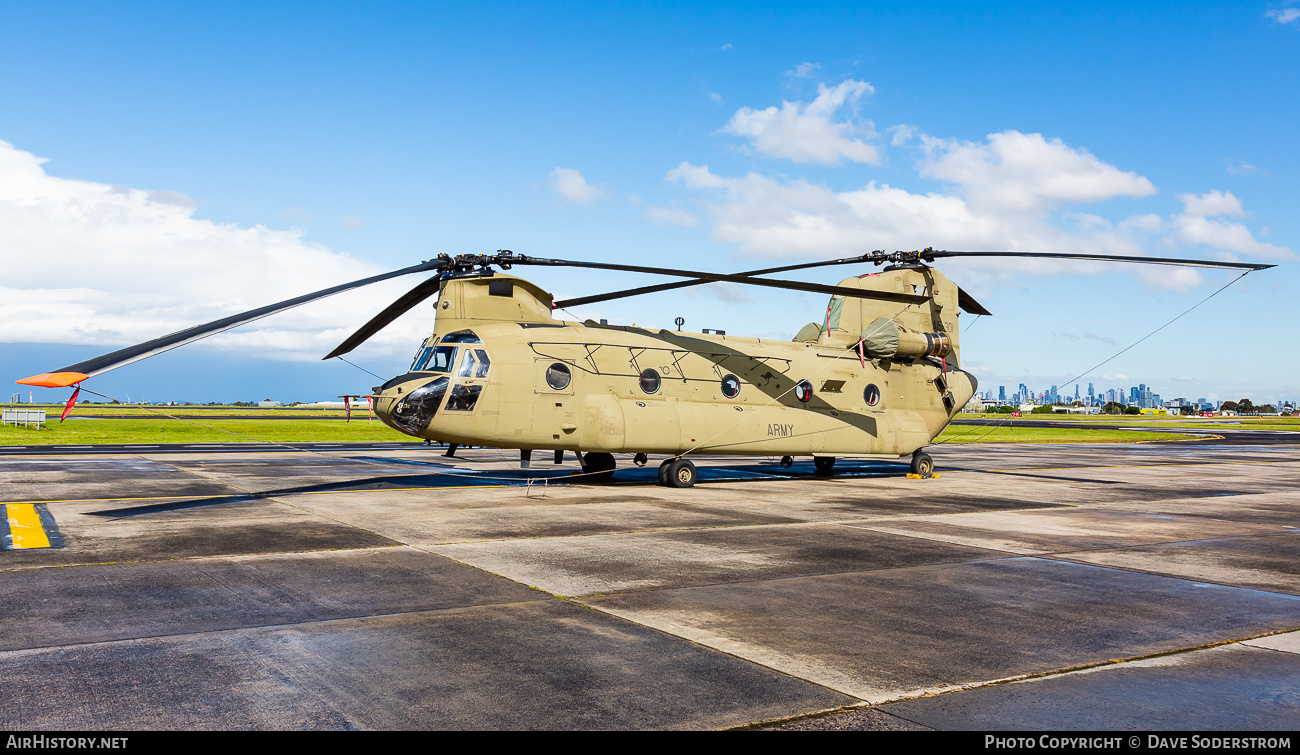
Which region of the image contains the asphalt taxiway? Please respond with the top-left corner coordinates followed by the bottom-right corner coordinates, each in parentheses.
top-left (1, 434), bottom-right (1296, 730)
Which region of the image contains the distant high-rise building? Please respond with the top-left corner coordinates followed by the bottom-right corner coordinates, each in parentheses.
top-left (999, 386), bottom-right (1006, 401)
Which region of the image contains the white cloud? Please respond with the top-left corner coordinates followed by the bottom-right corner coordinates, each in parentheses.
top-left (549, 167), bottom-right (605, 206)
top-left (1226, 160), bottom-right (1263, 176)
top-left (784, 62), bottom-right (820, 78)
top-left (709, 92), bottom-right (723, 104)
top-left (1171, 191), bottom-right (1293, 260)
top-left (666, 161), bottom-right (1135, 261)
top-left (1266, 8), bottom-right (1300, 24)
top-left (686, 282), bottom-right (751, 304)
top-left (919, 131), bottom-right (1156, 213)
top-left (721, 79), bottom-right (880, 165)
top-left (643, 206), bottom-right (699, 227)
top-left (1120, 213), bottom-right (1162, 232)
top-left (1178, 189), bottom-right (1245, 218)
top-left (666, 161), bottom-right (729, 190)
top-left (666, 127), bottom-right (1290, 288)
top-left (0, 140), bottom-right (435, 361)
top-left (145, 190), bottom-right (198, 208)
top-left (280, 207), bottom-right (315, 226)
top-left (889, 124), bottom-right (917, 147)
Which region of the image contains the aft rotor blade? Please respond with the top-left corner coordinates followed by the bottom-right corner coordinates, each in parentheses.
top-left (553, 252), bottom-right (886, 309)
top-left (522, 257), bottom-right (930, 306)
top-left (18, 260), bottom-right (446, 388)
top-left (925, 251), bottom-right (1275, 271)
top-left (957, 287), bottom-right (993, 316)
top-left (323, 275), bottom-right (446, 360)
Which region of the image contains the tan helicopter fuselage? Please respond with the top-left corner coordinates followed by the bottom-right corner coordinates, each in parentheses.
top-left (371, 267), bottom-right (976, 459)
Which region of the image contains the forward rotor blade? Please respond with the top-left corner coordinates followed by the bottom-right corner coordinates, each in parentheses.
top-left (553, 252), bottom-right (885, 309)
top-left (18, 260), bottom-right (445, 388)
top-left (522, 257), bottom-right (930, 306)
top-left (925, 251), bottom-right (1275, 271)
top-left (323, 275), bottom-right (445, 360)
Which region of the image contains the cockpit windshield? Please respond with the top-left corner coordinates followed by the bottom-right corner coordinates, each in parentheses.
top-left (411, 344), bottom-right (457, 373)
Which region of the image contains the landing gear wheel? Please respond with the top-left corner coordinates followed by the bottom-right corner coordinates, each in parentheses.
top-left (580, 451), bottom-right (616, 480)
top-left (780, 456), bottom-right (794, 469)
top-left (911, 451), bottom-right (934, 478)
top-left (633, 452), bottom-right (648, 467)
top-left (666, 458), bottom-right (697, 488)
top-left (658, 459), bottom-right (672, 486)
top-left (813, 456), bottom-right (836, 474)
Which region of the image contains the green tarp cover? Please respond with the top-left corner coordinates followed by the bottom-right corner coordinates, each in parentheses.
top-left (861, 317), bottom-right (899, 358)
top-left (794, 322), bottom-right (822, 342)
top-left (823, 296), bottom-right (844, 331)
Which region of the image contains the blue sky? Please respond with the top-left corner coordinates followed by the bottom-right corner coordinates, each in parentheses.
top-left (2, 1), bottom-right (1297, 405)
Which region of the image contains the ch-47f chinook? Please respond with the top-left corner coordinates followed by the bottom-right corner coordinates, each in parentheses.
top-left (18, 249), bottom-right (1273, 487)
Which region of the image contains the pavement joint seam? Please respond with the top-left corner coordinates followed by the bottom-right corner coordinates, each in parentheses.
top-left (726, 626), bottom-right (1300, 722)
top-left (838, 519), bottom-right (1297, 558)
top-left (0, 596), bottom-right (559, 656)
top-left (0, 543), bottom-right (411, 573)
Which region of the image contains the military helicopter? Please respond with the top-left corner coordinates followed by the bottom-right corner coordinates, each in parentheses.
top-left (18, 249), bottom-right (1272, 487)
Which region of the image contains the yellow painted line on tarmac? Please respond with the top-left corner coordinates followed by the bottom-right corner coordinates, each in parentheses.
top-left (5, 504), bottom-right (51, 549)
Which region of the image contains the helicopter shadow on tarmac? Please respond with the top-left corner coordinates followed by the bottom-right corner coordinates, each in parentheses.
top-left (84, 457), bottom-right (916, 519)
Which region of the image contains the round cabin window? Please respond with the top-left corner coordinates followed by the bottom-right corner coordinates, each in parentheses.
top-left (864, 383), bottom-right (881, 407)
top-left (794, 380), bottom-right (814, 403)
top-left (639, 368), bottom-right (661, 394)
top-left (720, 373), bottom-right (741, 399)
top-left (545, 363), bottom-right (572, 391)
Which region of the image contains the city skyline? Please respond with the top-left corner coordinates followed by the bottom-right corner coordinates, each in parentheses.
top-left (976, 380), bottom-right (1294, 412)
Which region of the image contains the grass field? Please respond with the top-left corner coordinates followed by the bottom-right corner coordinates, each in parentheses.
top-left (957, 413), bottom-right (1300, 434)
top-left (1, 403), bottom-right (350, 418)
top-left (934, 425), bottom-right (1186, 444)
top-left (0, 417), bottom-right (409, 445)
top-left (1, 413), bottom-right (1189, 446)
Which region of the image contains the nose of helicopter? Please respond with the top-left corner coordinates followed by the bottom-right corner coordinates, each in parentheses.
top-left (373, 375), bottom-right (450, 436)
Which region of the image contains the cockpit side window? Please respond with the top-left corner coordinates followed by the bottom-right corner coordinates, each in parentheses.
top-left (440, 330), bottom-right (482, 344)
top-left (473, 349), bottom-right (490, 378)
top-left (410, 346), bottom-right (434, 372)
top-left (457, 350), bottom-right (478, 378)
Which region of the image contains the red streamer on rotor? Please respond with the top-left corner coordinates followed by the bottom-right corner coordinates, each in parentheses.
top-left (60, 386), bottom-right (81, 422)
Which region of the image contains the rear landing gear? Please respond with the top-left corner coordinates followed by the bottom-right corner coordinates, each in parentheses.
top-left (813, 456), bottom-right (836, 474)
top-left (658, 457), bottom-right (697, 488)
top-left (911, 451), bottom-right (934, 478)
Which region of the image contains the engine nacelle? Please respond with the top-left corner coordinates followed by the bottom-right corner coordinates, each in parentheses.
top-left (861, 317), bottom-right (952, 359)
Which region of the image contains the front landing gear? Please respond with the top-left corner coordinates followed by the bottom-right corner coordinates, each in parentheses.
top-left (910, 451), bottom-right (934, 478)
top-left (657, 457), bottom-right (697, 488)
